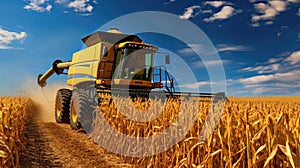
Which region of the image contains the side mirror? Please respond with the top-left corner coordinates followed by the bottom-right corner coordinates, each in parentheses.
top-left (165, 54), bottom-right (170, 64)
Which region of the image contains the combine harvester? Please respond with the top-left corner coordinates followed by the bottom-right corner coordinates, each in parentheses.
top-left (37, 28), bottom-right (227, 130)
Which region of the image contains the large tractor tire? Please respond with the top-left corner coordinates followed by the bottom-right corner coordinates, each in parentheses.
top-left (55, 89), bottom-right (72, 123)
top-left (70, 87), bottom-right (97, 132)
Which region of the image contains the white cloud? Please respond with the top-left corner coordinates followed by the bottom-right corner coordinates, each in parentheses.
top-left (202, 9), bottom-right (213, 14)
top-left (217, 44), bottom-right (252, 52)
top-left (250, 0), bottom-right (299, 26)
top-left (239, 81), bottom-right (300, 94)
top-left (178, 44), bottom-right (214, 55)
top-left (241, 64), bottom-right (280, 74)
top-left (79, 13), bottom-right (92, 16)
top-left (24, 0), bottom-right (52, 12)
top-left (204, 6), bottom-right (235, 22)
top-left (191, 60), bottom-right (230, 69)
top-left (243, 83), bottom-right (300, 89)
top-left (241, 50), bottom-right (300, 75)
top-left (265, 21), bottom-right (274, 25)
top-left (55, 0), bottom-right (69, 4)
top-left (267, 57), bottom-right (283, 63)
top-left (297, 8), bottom-right (300, 16)
top-left (24, 0), bottom-right (96, 14)
top-left (252, 87), bottom-right (288, 94)
top-left (249, 0), bottom-right (260, 2)
top-left (241, 66), bottom-right (262, 72)
top-left (280, 25), bottom-right (289, 30)
top-left (269, 1), bottom-right (287, 12)
top-left (180, 81), bottom-right (215, 89)
top-left (204, 1), bottom-right (226, 8)
top-left (178, 43), bottom-right (250, 56)
top-left (164, 0), bottom-right (176, 5)
top-left (46, 4), bottom-right (52, 11)
top-left (67, 0), bottom-right (93, 12)
top-left (252, 3), bottom-right (279, 22)
top-left (277, 32), bottom-right (282, 36)
top-left (287, 0), bottom-right (300, 3)
top-left (286, 50), bottom-right (300, 65)
top-left (250, 22), bottom-right (260, 27)
top-left (178, 47), bottom-right (194, 55)
top-left (179, 6), bottom-right (201, 19)
top-left (0, 45), bottom-right (12, 49)
top-left (177, 44), bottom-right (230, 67)
top-left (278, 51), bottom-right (291, 57)
top-left (0, 27), bottom-right (27, 49)
top-left (239, 70), bottom-right (300, 85)
top-left (237, 49), bottom-right (300, 95)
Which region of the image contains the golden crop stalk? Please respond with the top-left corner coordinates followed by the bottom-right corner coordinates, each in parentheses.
top-left (92, 96), bottom-right (300, 168)
top-left (0, 97), bottom-right (33, 168)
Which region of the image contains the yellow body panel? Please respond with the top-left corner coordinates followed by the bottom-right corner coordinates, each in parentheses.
top-left (68, 43), bottom-right (100, 86)
top-left (71, 43), bottom-right (100, 63)
top-left (67, 77), bottom-right (96, 86)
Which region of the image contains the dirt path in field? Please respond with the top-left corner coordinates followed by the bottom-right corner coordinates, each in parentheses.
top-left (20, 119), bottom-right (135, 168)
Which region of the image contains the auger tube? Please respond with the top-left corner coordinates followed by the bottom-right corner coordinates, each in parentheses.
top-left (37, 59), bottom-right (72, 87)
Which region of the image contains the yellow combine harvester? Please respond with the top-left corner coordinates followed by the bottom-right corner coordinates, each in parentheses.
top-left (37, 28), bottom-right (226, 130)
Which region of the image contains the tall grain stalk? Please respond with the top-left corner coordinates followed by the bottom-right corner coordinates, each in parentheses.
top-left (92, 96), bottom-right (300, 168)
top-left (0, 97), bottom-right (33, 168)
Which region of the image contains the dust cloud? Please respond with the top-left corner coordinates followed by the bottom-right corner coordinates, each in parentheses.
top-left (21, 78), bottom-right (70, 122)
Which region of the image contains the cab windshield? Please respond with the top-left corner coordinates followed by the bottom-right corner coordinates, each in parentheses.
top-left (114, 48), bottom-right (154, 81)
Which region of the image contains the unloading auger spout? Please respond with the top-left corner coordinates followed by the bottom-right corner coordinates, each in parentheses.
top-left (37, 60), bottom-right (72, 87)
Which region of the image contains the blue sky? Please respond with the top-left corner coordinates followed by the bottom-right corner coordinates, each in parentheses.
top-left (0, 0), bottom-right (299, 96)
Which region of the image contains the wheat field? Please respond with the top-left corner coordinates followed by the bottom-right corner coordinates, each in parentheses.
top-left (0, 96), bottom-right (299, 168)
top-left (0, 97), bottom-right (33, 168)
top-left (93, 96), bottom-right (300, 168)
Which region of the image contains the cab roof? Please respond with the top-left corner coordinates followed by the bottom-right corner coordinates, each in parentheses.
top-left (81, 31), bottom-right (143, 47)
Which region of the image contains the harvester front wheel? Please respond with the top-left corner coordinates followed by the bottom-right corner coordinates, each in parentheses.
top-left (70, 89), bottom-right (83, 130)
top-left (70, 88), bottom-right (96, 131)
top-left (55, 89), bottom-right (72, 123)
